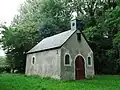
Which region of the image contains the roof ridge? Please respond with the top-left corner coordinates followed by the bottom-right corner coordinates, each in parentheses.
top-left (41, 30), bottom-right (72, 41)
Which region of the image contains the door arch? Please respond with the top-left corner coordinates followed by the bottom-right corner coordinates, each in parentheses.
top-left (75, 55), bottom-right (85, 80)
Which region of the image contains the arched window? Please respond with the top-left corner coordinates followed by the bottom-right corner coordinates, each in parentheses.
top-left (31, 56), bottom-right (36, 64)
top-left (65, 54), bottom-right (70, 65)
top-left (88, 56), bottom-right (92, 66)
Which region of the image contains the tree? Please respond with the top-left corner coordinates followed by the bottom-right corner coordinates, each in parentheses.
top-left (0, 56), bottom-right (10, 73)
top-left (1, 0), bottom-right (73, 73)
top-left (84, 2), bottom-right (120, 74)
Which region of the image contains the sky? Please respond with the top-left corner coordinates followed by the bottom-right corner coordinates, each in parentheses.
top-left (0, 0), bottom-right (25, 56)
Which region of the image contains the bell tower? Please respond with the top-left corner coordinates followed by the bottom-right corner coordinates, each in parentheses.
top-left (71, 19), bottom-right (84, 31)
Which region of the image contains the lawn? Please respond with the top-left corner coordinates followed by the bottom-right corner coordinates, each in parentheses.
top-left (0, 74), bottom-right (120, 90)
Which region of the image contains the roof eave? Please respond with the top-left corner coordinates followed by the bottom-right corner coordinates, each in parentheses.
top-left (26, 46), bottom-right (61, 54)
top-left (80, 30), bottom-right (93, 51)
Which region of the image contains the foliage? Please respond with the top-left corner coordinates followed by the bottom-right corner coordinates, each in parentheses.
top-left (0, 56), bottom-right (10, 73)
top-left (1, 74), bottom-right (120, 90)
top-left (0, 0), bottom-right (72, 73)
top-left (0, 56), bottom-right (7, 66)
top-left (83, 1), bottom-right (120, 74)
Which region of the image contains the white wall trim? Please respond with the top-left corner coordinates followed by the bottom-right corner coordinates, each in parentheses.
top-left (74, 54), bottom-right (86, 80)
top-left (64, 53), bottom-right (72, 66)
top-left (87, 52), bottom-right (93, 67)
top-left (31, 55), bottom-right (36, 65)
top-left (87, 55), bottom-right (92, 67)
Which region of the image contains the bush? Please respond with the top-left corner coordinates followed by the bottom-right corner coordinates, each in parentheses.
top-left (0, 56), bottom-right (11, 73)
top-left (0, 66), bottom-right (11, 73)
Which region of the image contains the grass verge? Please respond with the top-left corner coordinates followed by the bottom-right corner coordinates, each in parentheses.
top-left (0, 74), bottom-right (120, 90)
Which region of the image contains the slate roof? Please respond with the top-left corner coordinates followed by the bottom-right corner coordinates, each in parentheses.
top-left (27, 30), bottom-right (76, 54)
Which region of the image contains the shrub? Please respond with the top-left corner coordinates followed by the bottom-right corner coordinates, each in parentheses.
top-left (0, 65), bottom-right (11, 73)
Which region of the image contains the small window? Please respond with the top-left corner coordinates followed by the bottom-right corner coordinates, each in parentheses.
top-left (88, 57), bottom-right (92, 66)
top-left (32, 56), bottom-right (36, 64)
top-left (65, 54), bottom-right (70, 65)
top-left (77, 33), bottom-right (81, 41)
top-left (72, 23), bottom-right (75, 26)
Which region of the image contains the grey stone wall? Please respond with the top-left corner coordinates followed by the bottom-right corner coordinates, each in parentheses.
top-left (25, 49), bottom-right (61, 79)
top-left (61, 30), bottom-right (94, 80)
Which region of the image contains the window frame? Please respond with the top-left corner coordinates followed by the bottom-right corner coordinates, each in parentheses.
top-left (64, 53), bottom-right (71, 66)
top-left (87, 56), bottom-right (92, 67)
top-left (31, 56), bottom-right (36, 65)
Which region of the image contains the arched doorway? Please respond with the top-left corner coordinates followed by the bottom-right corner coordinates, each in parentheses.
top-left (75, 55), bottom-right (85, 80)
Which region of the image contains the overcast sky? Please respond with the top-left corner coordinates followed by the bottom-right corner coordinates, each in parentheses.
top-left (0, 0), bottom-right (25, 56)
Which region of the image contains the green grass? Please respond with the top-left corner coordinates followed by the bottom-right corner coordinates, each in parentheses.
top-left (0, 74), bottom-right (120, 90)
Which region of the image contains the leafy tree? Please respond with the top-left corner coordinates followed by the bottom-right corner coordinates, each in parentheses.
top-left (1, 0), bottom-right (72, 73)
top-left (84, 2), bottom-right (120, 74)
top-left (0, 56), bottom-right (10, 73)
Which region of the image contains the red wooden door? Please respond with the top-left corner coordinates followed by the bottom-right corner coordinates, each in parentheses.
top-left (75, 56), bottom-right (85, 80)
